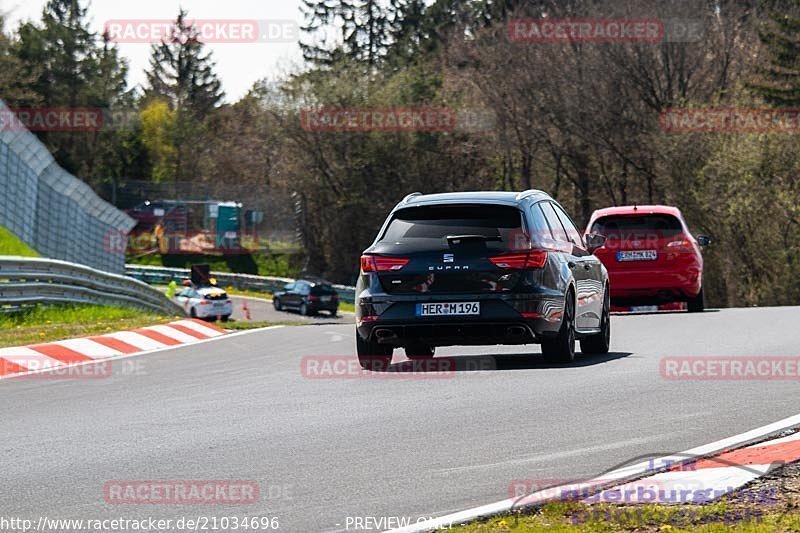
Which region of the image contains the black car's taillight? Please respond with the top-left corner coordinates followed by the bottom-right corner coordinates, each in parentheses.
top-left (360, 254), bottom-right (410, 273)
top-left (488, 250), bottom-right (547, 270)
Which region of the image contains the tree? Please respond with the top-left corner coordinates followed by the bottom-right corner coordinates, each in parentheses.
top-left (145, 10), bottom-right (224, 117)
top-left (140, 100), bottom-right (177, 182)
top-left (300, 0), bottom-right (393, 67)
top-left (11, 0), bottom-right (133, 190)
top-left (749, 1), bottom-right (800, 106)
top-left (0, 17), bottom-right (40, 107)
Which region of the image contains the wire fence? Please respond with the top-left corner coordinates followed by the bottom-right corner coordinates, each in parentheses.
top-left (0, 100), bottom-right (134, 273)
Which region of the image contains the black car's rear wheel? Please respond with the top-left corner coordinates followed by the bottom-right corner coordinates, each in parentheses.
top-left (541, 292), bottom-right (576, 363)
top-left (405, 344), bottom-right (435, 360)
top-left (357, 334), bottom-right (393, 370)
top-left (273, 298), bottom-right (281, 311)
top-left (580, 288), bottom-right (610, 355)
top-left (687, 288), bottom-right (704, 313)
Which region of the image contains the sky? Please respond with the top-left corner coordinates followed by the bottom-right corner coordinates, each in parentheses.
top-left (2, 0), bottom-right (306, 102)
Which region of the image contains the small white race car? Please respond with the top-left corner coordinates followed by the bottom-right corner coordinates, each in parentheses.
top-left (175, 285), bottom-right (233, 322)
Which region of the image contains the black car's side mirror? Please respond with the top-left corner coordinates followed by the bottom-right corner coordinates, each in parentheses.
top-left (585, 233), bottom-right (606, 253)
top-left (697, 235), bottom-right (712, 247)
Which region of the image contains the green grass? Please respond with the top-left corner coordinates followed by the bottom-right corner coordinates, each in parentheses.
top-left (224, 320), bottom-right (306, 330)
top-left (0, 226), bottom-right (39, 257)
top-left (127, 251), bottom-right (299, 278)
top-left (0, 304), bottom-right (175, 347)
top-left (448, 501), bottom-right (800, 532)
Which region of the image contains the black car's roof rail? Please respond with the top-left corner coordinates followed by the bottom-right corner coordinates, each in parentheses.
top-left (516, 189), bottom-right (546, 201)
top-left (401, 192), bottom-right (423, 204)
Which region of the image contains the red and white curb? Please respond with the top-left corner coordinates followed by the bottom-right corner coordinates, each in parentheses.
top-left (0, 319), bottom-right (226, 378)
top-left (391, 412), bottom-right (800, 532)
top-left (586, 430), bottom-right (800, 504)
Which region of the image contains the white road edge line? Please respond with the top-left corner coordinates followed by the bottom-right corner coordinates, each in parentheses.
top-left (0, 325), bottom-right (286, 382)
top-left (389, 413), bottom-right (800, 533)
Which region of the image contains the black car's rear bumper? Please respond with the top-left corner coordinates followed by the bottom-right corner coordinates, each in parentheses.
top-left (356, 293), bottom-right (565, 347)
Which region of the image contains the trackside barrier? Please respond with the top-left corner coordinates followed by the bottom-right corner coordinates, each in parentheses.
top-left (125, 264), bottom-right (357, 304)
top-left (0, 256), bottom-right (186, 316)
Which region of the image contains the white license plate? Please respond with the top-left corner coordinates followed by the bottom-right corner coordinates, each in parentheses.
top-left (617, 250), bottom-right (658, 262)
top-left (213, 302), bottom-right (225, 307)
top-left (630, 305), bottom-right (659, 312)
top-left (416, 302), bottom-right (480, 317)
top-left (320, 296), bottom-right (332, 302)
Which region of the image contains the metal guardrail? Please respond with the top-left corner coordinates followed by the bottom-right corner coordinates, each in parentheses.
top-left (0, 257), bottom-right (186, 316)
top-left (125, 264), bottom-right (357, 304)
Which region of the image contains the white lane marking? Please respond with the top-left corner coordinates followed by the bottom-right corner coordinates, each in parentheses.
top-left (144, 324), bottom-right (199, 344)
top-left (389, 412), bottom-right (800, 533)
top-left (57, 338), bottom-right (123, 359)
top-left (435, 435), bottom-right (666, 474)
top-left (0, 325), bottom-right (285, 381)
top-left (0, 347), bottom-right (64, 371)
top-left (105, 331), bottom-right (167, 351)
top-left (173, 319), bottom-right (225, 337)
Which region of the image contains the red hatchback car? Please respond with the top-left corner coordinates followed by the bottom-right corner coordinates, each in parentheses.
top-left (585, 205), bottom-right (710, 312)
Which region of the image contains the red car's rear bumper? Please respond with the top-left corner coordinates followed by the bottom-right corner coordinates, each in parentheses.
top-left (608, 264), bottom-right (702, 302)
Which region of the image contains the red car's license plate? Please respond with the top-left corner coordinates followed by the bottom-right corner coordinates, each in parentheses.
top-left (617, 250), bottom-right (657, 261)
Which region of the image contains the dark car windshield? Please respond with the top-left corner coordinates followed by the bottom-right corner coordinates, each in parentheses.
top-left (380, 204), bottom-right (524, 251)
top-left (591, 214), bottom-right (683, 240)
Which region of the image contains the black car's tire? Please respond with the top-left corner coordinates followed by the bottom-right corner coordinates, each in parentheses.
top-left (405, 344), bottom-right (435, 360)
top-left (687, 288), bottom-right (704, 313)
top-left (273, 298), bottom-right (281, 311)
top-left (580, 288), bottom-right (610, 355)
top-left (541, 292), bottom-right (576, 364)
top-left (330, 308), bottom-right (339, 317)
top-left (357, 334), bottom-right (393, 370)
top-left (299, 302), bottom-right (308, 316)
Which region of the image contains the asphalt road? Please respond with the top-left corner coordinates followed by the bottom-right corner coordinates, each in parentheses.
top-left (227, 294), bottom-right (351, 324)
top-left (2, 307), bottom-right (799, 532)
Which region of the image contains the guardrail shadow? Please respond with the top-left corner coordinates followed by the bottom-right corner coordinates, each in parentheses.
top-left (382, 351), bottom-right (633, 373)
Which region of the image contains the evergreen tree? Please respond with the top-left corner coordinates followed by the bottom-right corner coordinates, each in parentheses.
top-left (750, 2), bottom-right (800, 106)
top-left (145, 10), bottom-right (224, 117)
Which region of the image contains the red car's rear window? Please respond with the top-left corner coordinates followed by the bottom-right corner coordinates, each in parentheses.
top-left (590, 214), bottom-right (683, 239)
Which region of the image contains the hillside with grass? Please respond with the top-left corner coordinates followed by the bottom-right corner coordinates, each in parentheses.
top-left (0, 227), bottom-right (39, 257)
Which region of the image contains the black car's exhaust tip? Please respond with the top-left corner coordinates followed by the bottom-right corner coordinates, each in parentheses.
top-left (506, 326), bottom-right (527, 337)
top-left (374, 328), bottom-right (399, 343)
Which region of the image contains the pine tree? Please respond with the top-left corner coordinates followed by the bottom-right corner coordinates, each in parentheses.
top-left (145, 10), bottom-right (224, 117)
top-left (300, 0), bottom-right (392, 67)
top-left (750, 2), bottom-right (800, 106)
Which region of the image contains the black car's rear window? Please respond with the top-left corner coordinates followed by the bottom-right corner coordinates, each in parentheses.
top-left (380, 204), bottom-right (524, 251)
top-left (310, 284), bottom-right (336, 295)
top-left (591, 214), bottom-right (683, 239)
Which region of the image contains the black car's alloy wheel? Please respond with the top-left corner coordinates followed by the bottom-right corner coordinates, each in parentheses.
top-left (541, 292), bottom-right (576, 363)
top-left (356, 334), bottom-right (393, 370)
top-left (580, 288), bottom-right (610, 355)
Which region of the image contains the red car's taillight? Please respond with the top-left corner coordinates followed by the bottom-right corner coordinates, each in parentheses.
top-left (666, 239), bottom-right (693, 253)
top-left (489, 250), bottom-right (547, 270)
top-left (360, 254), bottom-right (410, 272)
